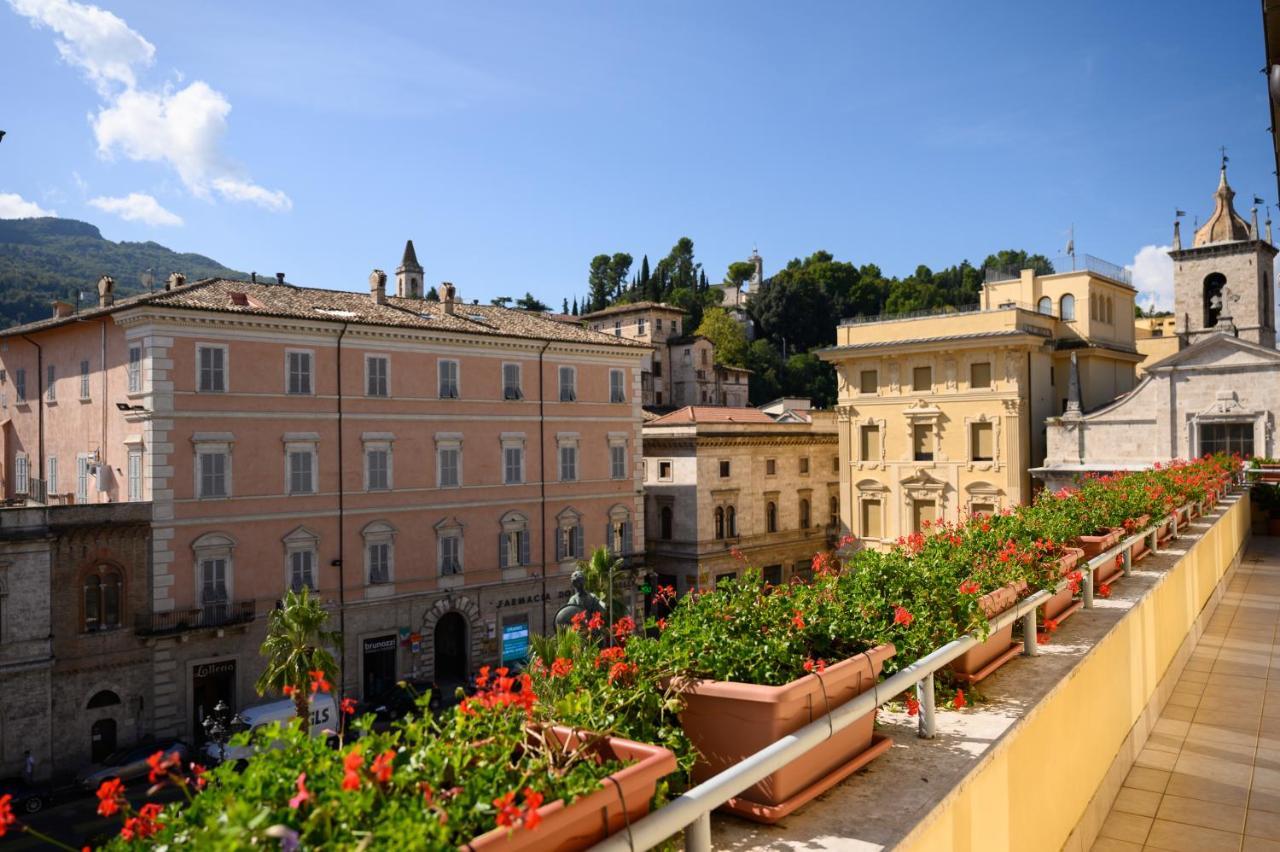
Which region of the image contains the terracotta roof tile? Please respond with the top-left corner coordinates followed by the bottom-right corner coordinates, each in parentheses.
top-left (646, 405), bottom-right (778, 426)
top-left (580, 301), bottom-right (686, 320)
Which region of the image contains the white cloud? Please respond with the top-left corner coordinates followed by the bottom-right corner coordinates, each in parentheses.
top-left (88, 192), bottom-right (182, 226)
top-left (0, 192), bottom-right (56, 218)
top-left (8, 0), bottom-right (290, 212)
top-left (1127, 244), bottom-right (1173, 311)
top-left (8, 0), bottom-right (153, 92)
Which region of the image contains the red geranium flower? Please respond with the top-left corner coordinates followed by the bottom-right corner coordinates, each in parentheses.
top-left (607, 661), bottom-right (638, 685)
top-left (341, 697), bottom-right (358, 716)
top-left (289, 772), bottom-right (310, 809)
top-left (550, 657), bottom-right (573, 678)
top-left (791, 610), bottom-right (806, 630)
top-left (190, 762), bottom-right (207, 790)
top-left (494, 790), bottom-right (521, 828)
top-left (893, 606), bottom-right (914, 627)
top-left (0, 793), bottom-right (14, 838)
top-left (96, 778), bottom-right (126, 817)
top-left (282, 684), bottom-right (296, 698)
top-left (120, 802), bottom-right (164, 842)
top-left (613, 616), bottom-right (636, 640)
top-left (952, 689), bottom-right (967, 709)
top-left (587, 611), bottom-right (604, 631)
top-left (656, 618), bottom-right (667, 631)
top-left (958, 580), bottom-right (980, 595)
top-left (147, 748), bottom-right (181, 783)
top-left (905, 695), bottom-right (920, 717)
top-left (308, 669), bottom-right (331, 694)
top-left (1098, 583), bottom-right (1112, 599)
top-left (370, 749), bottom-right (395, 785)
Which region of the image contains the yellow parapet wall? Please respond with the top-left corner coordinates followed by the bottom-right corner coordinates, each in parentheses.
top-left (897, 494), bottom-right (1250, 852)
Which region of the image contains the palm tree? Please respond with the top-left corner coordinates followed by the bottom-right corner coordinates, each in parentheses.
top-left (254, 587), bottom-right (341, 734)
top-left (577, 546), bottom-right (629, 624)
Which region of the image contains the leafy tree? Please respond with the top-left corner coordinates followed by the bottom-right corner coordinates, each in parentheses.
top-left (576, 546), bottom-right (629, 620)
top-left (784, 352), bottom-right (836, 407)
top-left (515, 292), bottom-right (549, 312)
top-left (425, 285), bottom-right (440, 301)
top-left (694, 307), bottom-right (748, 367)
top-left (587, 253), bottom-right (633, 312)
top-left (744, 339), bottom-right (784, 405)
top-left (724, 261), bottom-right (755, 289)
top-left (651, 237), bottom-right (698, 301)
top-left (490, 296), bottom-right (513, 308)
top-left (981, 249), bottom-right (1054, 278)
top-left (254, 587), bottom-right (340, 734)
top-left (749, 260), bottom-right (837, 354)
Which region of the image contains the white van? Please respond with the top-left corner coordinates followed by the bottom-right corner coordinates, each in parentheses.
top-left (202, 693), bottom-right (338, 764)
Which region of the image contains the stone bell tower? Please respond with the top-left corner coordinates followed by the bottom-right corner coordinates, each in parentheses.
top-left (1170, 160), bottom-right (1277, 348)
top-left (395, 239), bottom-right (424, 299)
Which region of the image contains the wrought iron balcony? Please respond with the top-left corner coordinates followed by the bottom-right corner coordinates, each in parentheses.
top-left (135, 600), bottom-right (256, 636)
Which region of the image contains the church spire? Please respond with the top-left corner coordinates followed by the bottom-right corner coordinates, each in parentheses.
top-left (1193, 157), bottom-right (1251, 247)
top-left (395, 239), bottom-right (424, 299)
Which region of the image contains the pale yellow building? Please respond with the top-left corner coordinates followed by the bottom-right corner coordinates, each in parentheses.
top-left (819, 261), bottom-right (1141, 545)
top-left (1134, 315), bottom-right (1179, 376)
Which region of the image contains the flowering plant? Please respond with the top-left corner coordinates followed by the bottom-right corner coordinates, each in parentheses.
top-left (97, 669), bottom-right (648, 849)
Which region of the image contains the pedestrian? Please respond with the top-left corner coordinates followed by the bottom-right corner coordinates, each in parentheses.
top-left (22, 749), bottom-right (34, 784)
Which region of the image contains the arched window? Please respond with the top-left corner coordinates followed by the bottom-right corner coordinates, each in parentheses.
top-left (714, 506), bottom-right (725, 539)
top-left (84, 567), bottom-right (122, 632)
top-left (193, 532), bottom-right (234, 622)
top-left (799, 499), bottom-right (811, 529)
top-left (1059, 293), bottom-right (1076, 321)
top-left (660, 506), bottom-right (673, 540)
top-left (727, 505), bottom-right (737, 537)
top-left (499, 511), bottom-right (530, 568)
top-left (1037, 296), bottom-right (1052, 315)
top-left (362, 521), bottom-right (396, 585)
top-left (607, 505), bottom-right (632, 555)
top-left (766, 501), bottom-right (778, 533)
top-left (1203, 272), bottom-right (1226, 328)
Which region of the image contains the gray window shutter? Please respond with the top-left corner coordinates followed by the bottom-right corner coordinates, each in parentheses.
top-left (555, 529), bottom-right (564, 562)
top-left (606, 523), bottom-right (614, 554)
top-left (573, 525), bottom-right (583, 558)
top-left (622, 522), bottom-right (632, 553)
top-left (520, 530), bottom-right (531, 566)
top-left (498, 533), bottom-right (508, 569)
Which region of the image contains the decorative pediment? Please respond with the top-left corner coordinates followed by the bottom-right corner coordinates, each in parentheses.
top-left (855, 478), bottom-right (889, 493)
top-left (903, 398), bottom-right (944, 420)
top-left (965, 480), bottom-right (1001, 497)
top-left (901, 468), bottom-right (946, 490)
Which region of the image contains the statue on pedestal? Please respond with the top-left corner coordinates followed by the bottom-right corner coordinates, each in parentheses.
top-left (553, 570), bottom-right (606, 631)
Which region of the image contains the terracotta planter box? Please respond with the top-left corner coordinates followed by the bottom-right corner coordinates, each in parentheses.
top-left (1175, 505), bottom-right (1192, 530)
top-left (951, 581), bottom-right (1028, 684)
top-left (1129, 514), bottom-right (1152, 562)
top-left (463, 726), bottom-right (676, 852)
top-left (1041, 548), bottom-right (1085, 625)
top-left (1073, 527), bottom-right (1123, 560)
top-left (678, 643), bottom-right (896, 823)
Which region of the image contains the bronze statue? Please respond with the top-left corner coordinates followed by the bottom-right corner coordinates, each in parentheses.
top-left (553, 569), bottom-right (606, 630)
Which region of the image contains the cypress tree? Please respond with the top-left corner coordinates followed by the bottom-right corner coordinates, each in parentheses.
top-left (571, 297), bottom-right (578, 316)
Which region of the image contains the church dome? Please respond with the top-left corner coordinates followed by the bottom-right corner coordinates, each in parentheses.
top-left (1193, 165), bottom-right (1252, 247)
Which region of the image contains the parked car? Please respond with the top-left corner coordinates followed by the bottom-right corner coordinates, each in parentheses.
top-left (201, 694), bottom-right (338, 765)
top-left (0, 777), bottom-right (54, 815)
top-left (76, 740), bottom-right (188, 791)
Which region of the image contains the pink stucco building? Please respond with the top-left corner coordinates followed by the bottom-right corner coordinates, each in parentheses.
top-left (0, 246), bottom-right (648, 744)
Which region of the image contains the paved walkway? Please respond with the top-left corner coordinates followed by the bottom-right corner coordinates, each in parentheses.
top-left (1092, 536), bottom-right (1280, 852)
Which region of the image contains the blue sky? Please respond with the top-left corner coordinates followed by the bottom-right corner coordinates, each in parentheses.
top-left (1, 1), bottom-right (1273, 309)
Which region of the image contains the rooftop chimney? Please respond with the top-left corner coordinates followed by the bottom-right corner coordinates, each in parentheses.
top-left (370, 269), bottom-right (388, 305)
top-left (441, 282), bottom-right (457, 315)
top-left (52, 300), bottom-right (74, 318)
top-left (276, 272), bottom-right (286, 285)
top-left (165, 272), bottom-right (186, 291)
top-left (97, 275), bottom-right (115, 307)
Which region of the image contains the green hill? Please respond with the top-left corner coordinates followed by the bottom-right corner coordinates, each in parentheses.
top-left (0, 217), bottom-right (246, 328)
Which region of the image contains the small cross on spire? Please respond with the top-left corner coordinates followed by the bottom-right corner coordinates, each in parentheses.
top-left (1220, 145), bottom-right (1229, 170)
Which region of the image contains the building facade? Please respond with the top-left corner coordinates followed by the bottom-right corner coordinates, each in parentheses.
top-left (1134, 315), bottom-right (1178, 376)
top-left (1039, 166), bottom-right (1280, 487)
top-left (0, 245), bottom-right (648, 751)
top-left (820, 261), bottom-right (1140, 545)
top-left (582, 302), bottom-right (750, 408)
top-left (641, 404), bottom-right (839, 592)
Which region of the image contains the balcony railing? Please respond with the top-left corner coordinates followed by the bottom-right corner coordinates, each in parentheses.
top-left (135, 599), bottom-right (256, 636)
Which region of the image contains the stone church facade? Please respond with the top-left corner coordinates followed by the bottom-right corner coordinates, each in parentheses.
top-left (1037, 164), bottom-right (1280, 488)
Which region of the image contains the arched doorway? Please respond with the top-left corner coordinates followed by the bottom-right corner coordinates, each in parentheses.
top-left (434, 611), bottom-right (468, 685)
top-left (91, 718), bottom-right (117, 763)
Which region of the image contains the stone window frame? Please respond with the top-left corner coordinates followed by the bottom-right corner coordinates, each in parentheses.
top-left (192, 433), bottom-right (233, 499)
top-left (501, 362), bottom-right (523, 401)
top-left (608, 432), bottom-right (628, 480)
top-left (501, 432), bottom-right (525, 485)
top-left (283, 525), bottom-right (320, 593)
top-left (126, 441), bottom-right (143, 503)
top-left (903, 402), bottom-right (945, 463)
top-left (963, 414), bottom-right (1001, 470)
top-left (282, 432), bottom-right (320, 496)
top-left (434, 516), bottom-right (466, 584)
top-left (365, 353), bottom-right (391, 398)
top-left (557, 432), bottom-right (580, 482)
top-left (284, 347), bottom-right (315, 396)
top-left (362, 520), bottom-right (397, 587)
top-left (1188, 408), bottom-right (1267, 459)
top-left (362, 432), bottom-right (395, 492)
top-left (79, 358), bottom-right (91, 401)
top-left (606, 504), bottom-right (633, 555)
top-left (438, 358), bottom-right (460, 399)
top-left (969, 360), bottom-right (993, 390)
top-left (855, 479), bottom-right (889, 541)
top-left (558, 365), bottom-right (578, 402)
top-left (911, 364), bottom-right (933, 393)
top-left (498, 511), bottom-right (532, 569)
top-left (964, 481), bottom-right (1004, 518)
top-left (854, 416), bottom-right (887, 470)
top-left (126, 344), bottom-right (143, 395)
top-left (764, 491), bottom-right (781, 534)
top-left (554, 506), bottom-right (585, 563)
top-left (797, 488), bottom-right (813, 529)
top-left (82, 560), bottom-right (125, 633)
top-left (13, 452), bottom-right (28, 495)
top-left (435, 432), bottom-right (464, 489)
top-left (609, 368), bottom-right (626, 403)
top-left (192, 532), bottom-right (235, 616)
top-left (900, 469), bottom-right (948, 532)
top-left (195, 342), bottom-right (229, 394)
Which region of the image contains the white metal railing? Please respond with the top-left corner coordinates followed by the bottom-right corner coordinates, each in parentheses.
top-left (593, 491), bottom-right (1234, 852)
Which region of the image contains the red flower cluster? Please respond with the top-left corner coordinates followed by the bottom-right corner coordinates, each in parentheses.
top-left (952, 689), bottom-right (967, 709)
top-left (460, 666), bottom-right (537, 717)
top-left (802, 657), bottom-right (827, 674)
top-left (120, 802), bottom-right (164, 841)
top-left (587, 612), bottom-right (605, 631)
top-left (893, 605), bottom-right (914, 627)
top-left (370, 749), bottom-right (396, 785)
top-left (791, 610), bottom-right (806, 630)
top-left (309, 669), bottom-right (332, 694)
top-left (607, 661), bottom-right (638, 685)
top-left (147, 748), bottom-right (181, 783)
top-left (289, 772), bottom-right (311, 809)
top-left (905, 694), bottom-right (920, 717)
top-left (613, 615), bottom-right (636, 641)
top-left (0, 793), bottom-right (14, 838)
top-left (549, 657), bottom-right (573, 678)
top-left (958, 580), bottom-right (980, 595)
top-left (594, 646), bottom-right (626, 670)
top-left (97, 778), bottom-right (126, 817)
top-left (342, 748), bottom-right (364, 791)
top-left (1098, 583), bottom-right (1112, 599)
top-left (341, 697), bottom-right (357, 716)
top-left (494, 787), bottom-right (545, 831)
